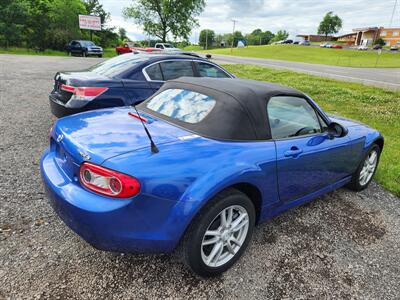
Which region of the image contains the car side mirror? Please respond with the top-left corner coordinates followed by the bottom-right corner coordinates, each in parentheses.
top-left (327, 122), bottom-right (347, 138)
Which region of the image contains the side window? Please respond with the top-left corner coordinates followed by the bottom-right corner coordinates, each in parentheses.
top-left (145, 63), bottom-right (163, 81)
top-left (159, 61), bottom-right (194, 81)
top-left (195, 62), bottom-right (230, 78)
top-left (267, 96), bottom-right (321, 139)
top-left (156, 44), bottom-right (163, 49)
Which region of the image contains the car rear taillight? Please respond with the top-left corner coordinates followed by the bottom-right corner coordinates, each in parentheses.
top-left (61, 84), bottom-right (108, 101)
top-left (79, 162), bottom-right (140, 198)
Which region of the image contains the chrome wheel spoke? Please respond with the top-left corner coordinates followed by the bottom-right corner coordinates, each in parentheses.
top-left (226, 241), bottom-right (235, 254)
top-left (227, 207), bottom-right (233, 226)
top-left (230, 237), bottom-right (242, 247)
top-left (202, 236), bottom-right (219, 246)
top-left (369, 152), bottom-right (377, 165)
top-left (205, 230), bottom-right (220, 237)
top-left (206, 241), bottom-right (223, 265)
top-left (231, 214), bottom-right (248, 232)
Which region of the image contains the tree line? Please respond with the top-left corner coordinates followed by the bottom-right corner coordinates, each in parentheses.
top-left (199, 29), bottom-right (289, 49)
top-left (0, 0), bottom-right (124, 50)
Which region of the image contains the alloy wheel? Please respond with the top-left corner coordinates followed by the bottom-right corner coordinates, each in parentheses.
top-left (201, 205), bottom-right (249, 268)
top-left (359, 149), bottom-right (378, 186)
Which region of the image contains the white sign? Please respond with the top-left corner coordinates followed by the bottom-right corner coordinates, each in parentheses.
top-left (79, 15), bottom-right (101, 31)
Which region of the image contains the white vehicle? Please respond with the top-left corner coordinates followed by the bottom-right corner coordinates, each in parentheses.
top-left (320, 43), bottom-right (332, 48)
top-left (358, 45), bottom-right (369, 51)
top-left (154, 43), bottom-right (181, 52)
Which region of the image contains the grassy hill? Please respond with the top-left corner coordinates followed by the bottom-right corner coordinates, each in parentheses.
top-left (198, 45), bottom-right (400, 68)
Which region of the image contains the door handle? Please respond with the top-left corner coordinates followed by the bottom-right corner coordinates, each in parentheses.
top-left (284, 147), bottom-right (303, 157)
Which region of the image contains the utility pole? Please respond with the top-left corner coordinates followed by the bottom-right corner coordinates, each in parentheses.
top-left (231, 19), bottom-right (237, 53)
top-left (389, 0), bottom-right (398, 27)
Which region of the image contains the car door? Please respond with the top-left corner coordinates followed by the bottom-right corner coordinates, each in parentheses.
top-left (268, 96), bottom-right (354, 203)
top-left (73, 41), bottom-right (83, 55)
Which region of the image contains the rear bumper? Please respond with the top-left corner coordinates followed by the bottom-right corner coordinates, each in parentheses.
top-left (40, 149), bottom-right (181, 253)
top-left (49, 95), bottom-right (86, 118)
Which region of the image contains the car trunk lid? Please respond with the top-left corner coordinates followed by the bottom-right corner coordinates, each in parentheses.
top-left (50, 71), bottom-right (117, 104)
top-left (51, 107), bottom-right (189, 179)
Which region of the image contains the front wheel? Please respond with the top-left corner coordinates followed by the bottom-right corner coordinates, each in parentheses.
top-left (347, 144), bottom-right (381, 191)
top-left (82, 51), bottom-right (87, 57)
top-left (182, 188), bottom-right (255, 277)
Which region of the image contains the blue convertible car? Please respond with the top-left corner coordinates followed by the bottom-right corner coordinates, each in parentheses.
top-left (41, 77), bottom-right (383, 277)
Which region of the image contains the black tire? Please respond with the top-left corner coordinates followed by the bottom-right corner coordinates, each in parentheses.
top-left (182, 188), bottom-right (256, 277)
top-left (82, 51), bottom-right (87, 57)
top-left (98, 54), bottom-right (102, 58)
top-left (346, 144), bottom-right (381, 191)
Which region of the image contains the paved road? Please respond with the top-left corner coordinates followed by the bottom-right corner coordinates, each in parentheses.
top-left (1, 54), bottom-right (400, 299)
top-left (210, 54), bottom-right (400, 91)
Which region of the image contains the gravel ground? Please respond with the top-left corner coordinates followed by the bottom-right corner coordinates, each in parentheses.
top-left (0, 54), bottom-right (399, 299)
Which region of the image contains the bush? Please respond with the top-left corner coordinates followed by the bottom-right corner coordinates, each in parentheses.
top-left (374, 38), bottom-right (385, 46)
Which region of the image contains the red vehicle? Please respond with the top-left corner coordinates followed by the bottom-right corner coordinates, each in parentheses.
top-left (116, 42), bottom-right (160, 55)
top-left (331, 44), bottom-right (343, 49)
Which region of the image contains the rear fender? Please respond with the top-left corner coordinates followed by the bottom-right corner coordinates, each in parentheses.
top-left (163, 162), bottom-right (278, 246)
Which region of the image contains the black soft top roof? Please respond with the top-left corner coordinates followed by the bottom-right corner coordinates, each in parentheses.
top-left (139, 77), bottom-right (306, 141)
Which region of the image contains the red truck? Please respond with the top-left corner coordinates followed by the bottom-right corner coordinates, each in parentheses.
top-left (115, 42), bottom-right (160, 55)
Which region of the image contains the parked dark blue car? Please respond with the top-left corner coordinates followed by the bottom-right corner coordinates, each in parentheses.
top-left (41, 77), bottom-right (383, 277)
top-left (49, 53), bottom-right (234, 117)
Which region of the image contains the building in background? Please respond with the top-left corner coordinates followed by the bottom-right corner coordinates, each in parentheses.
top-left (352, 27), bottom-right (400, 46)
top-left (336, 33), bottom-right (357, 45)
top-left (379, 28), bottom-right (400, 46)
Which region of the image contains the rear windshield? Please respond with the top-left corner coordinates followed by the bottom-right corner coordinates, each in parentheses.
top-left (146, 89), bottom-right (216, 124)
top-left (88, 54), bottom-right (147, 77)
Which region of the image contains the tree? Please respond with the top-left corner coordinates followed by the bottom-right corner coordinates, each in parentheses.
top-left (199, 29), bottom-right (214, 49)
top-left (47, 0), bottom-right (87, 50)
top-left (83, 0), bottom-right (110, 28)
top-left (232, 31), bottom-right (244, 47)
top-left (0, 0), bottom-right (30, 48)
top-left (318, 12), bottom-right (342, 40)
top-left (123, 0), bottom-right (205, 42)
top-left (270, 30), bottom-right (289, 43)
top-left (245, 29), bottom-right (274, 45)
top-left (119, 28), bottom-right (128, 40)
top-left (374, 38), bottom-right (385, 46)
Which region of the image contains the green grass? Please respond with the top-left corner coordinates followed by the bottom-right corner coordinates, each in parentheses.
top-left (203, 45), bottom-right (400, 68)
top-left (0, 47), bottom-right (117, 58)
top-left (183, 45), bottom-right (204, 51)
top-left (0, 47), bottom-right (66, 56)
top-left (223, 64), bottom-right (400, 196)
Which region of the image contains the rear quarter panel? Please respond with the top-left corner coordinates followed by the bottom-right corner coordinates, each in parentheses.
top-left (102, 137), bottom-right (278, 242)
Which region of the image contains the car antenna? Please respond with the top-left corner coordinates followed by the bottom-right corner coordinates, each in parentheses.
top-left (131, 104), bottom-right (159, 154)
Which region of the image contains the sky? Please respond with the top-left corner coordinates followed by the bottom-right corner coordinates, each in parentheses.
top-left (100, 0), bottom-right (400, 42)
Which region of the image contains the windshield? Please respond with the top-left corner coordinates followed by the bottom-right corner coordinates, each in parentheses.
top-left (146, 89), bottom-right (216, 124)
top-left (88, 54), bottom-right (147, 77)
top-left (163, 44), bottom-right (173, 48)
top-left (82, 41), bottom-right (95, 47)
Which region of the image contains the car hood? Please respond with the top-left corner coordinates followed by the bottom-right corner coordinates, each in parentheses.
top-left (53, 107), bottom-right (191, 165)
